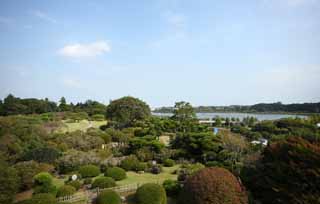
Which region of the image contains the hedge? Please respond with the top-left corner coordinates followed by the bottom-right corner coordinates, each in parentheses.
top-left (56, 185), bottom-right (76, 197)
top-left (163, 159), bottom-right (175, 167)
top-left (92, 177), bottom-right (116, 189)
top-left (105, 167), bottom-right (126, 181)
top-left (79, 165), bottom-right (100, 178)
top-left (136, 183), bottom-right (167, 204)
top-left (96, 190), bottom-right (121, 204)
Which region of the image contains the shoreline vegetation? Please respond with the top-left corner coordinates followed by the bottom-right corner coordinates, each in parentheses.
top-left (152, 111), bottom-right (311, 115)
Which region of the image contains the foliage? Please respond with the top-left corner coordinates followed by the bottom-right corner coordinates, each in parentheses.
top-left (56, 185), bottom-right (76, 197)
top-left (242, 137), bottom-right (320, 204)
top-left (171, 101), bottom-right (197, 132)
top-left (79, 165), bottom-right (101, 178)
top-left (179, 167), bottom-right (248, 204)
top-left (163, 159), bottom-right (175, 167)
top-left (96, 190), bottom-right (121, 204)
top-left (14, 160), bottom-right (42, 190)
top-left (33, 172), bottom-right (57, 195)
top-left (120, 155), bottom-right (140, 171)
top-left (106, 96), bottom-right (151, 128)
top-left (65, 180), bottom-right (82, 190)
top-left (0, 160), bottom-right (19, 204)
top-left (178, 163), bottom-right (205, 182)
top-left (162, 179), bottom-right (181, 196)
top-left (23, 147), bottom-right (60, 163)
top-left (105, 167), bottom-right (126, 181)
top-left (92, 177), bottom-right (116, 189)
top-left (136, 183), bottom-right (167, 204)
top-left (29, 193), bottom-right (57, 204)
top-left (83, 178), bottom-right (92, 185)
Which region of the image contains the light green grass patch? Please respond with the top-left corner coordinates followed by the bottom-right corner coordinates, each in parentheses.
top-left (57, 120), bottom-right (107, 133)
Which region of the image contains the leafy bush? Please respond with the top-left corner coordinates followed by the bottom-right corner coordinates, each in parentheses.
top-left (65, 180), bottom-right (81, 190)
top-left (96, 190), bottom-right (121, 204)
top-left (33, 172), bottom-right (57, 195)
top-left (0, 161), bottom-right (19, 204)
top-left (30, 193), bottom-right (57, 204)
top-left (79, 165), bottom-right (100, 178)
top-left (136, 183), bottom-right (167, 204)
top-left (14, 160), bottom-right (42, 191)
top-left (136, 162), bottom-right (147, 171)
top-left (150, 164), bottom-right (162, 174)
top-left (92, 177), bottom-right (116, 189)
top-left (105, 167), bottom-right (126, 181)
top-left (23, 147), bottom-right (60, 163)
top-left (163, 159), bottom-right (175, 167)
top-left (163, 179), bottom-right (181, 197)
top-left (56, 185), bottom-right (76, 197)
top-left (121, 155), bottom-right (140, 171)
top-left (91, 114), bottom-right (105, 121)
top-left (179, 167), bottom-right (248, 204)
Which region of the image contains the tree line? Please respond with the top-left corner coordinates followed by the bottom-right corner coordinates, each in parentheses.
top-left (154, 102), bottom-right (320, 113)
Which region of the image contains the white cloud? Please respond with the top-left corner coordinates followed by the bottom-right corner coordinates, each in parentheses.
top-left (32, 10), bottom-right (57, 24)
top-left (58, 41), bottom-right (111, 58)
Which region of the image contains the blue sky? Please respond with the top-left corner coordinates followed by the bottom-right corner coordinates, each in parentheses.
top-left (0, 0), bottom-right (319, 107)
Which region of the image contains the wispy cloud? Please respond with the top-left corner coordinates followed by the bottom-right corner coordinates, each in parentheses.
top-left (32, 10), bottom-right (57, 24)
top-left (58, 41), bottom-right (111, 58)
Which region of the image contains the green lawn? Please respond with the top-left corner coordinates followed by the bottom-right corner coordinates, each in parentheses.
top-left (116, 165), bottom-right (180, 186)
top-left (57, 120), bottom-right (107, 133)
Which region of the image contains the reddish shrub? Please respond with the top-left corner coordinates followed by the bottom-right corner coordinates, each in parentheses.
top-left (179, 167), bottom-right (248, 204)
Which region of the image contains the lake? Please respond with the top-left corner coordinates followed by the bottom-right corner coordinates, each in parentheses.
top-left (152, 112), bottom-right (307, 121)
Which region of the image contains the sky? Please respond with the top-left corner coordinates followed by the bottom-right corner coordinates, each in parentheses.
top-left (0, 0), bottom-right (319, 107)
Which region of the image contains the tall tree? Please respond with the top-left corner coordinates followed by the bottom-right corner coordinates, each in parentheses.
top-left (172, 101), bottom-right (196, 132)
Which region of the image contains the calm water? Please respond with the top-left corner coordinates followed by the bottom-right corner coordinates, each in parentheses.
top-left (152, 112), bottom-right (307, 121)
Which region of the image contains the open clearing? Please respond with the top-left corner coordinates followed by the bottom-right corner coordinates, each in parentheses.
top-left (56, 120), bottom-right (107, 133)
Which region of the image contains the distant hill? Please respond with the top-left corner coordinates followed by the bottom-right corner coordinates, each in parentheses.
top-left (153, 102), bottom-right (320, 114)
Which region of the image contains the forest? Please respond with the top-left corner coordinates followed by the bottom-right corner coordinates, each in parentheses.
top-left (0, 95), bottom-right (319, 204)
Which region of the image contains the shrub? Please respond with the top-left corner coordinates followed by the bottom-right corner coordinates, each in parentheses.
top-left (163, 159), bottom-right (175, 167)
top-left (136, 162), bottom-right (147, 171)
top-left (33, 172), bottom-right (57, 195)
top-left (179, 167), bottom-right (248, 204)
top-left (96, 190), bottom-right (121, 204)
top-left (0, 161), bottom-right (19, 204)
top-left (92, 177), bottom-right (116, 189)
top-left (30, 193), bottom-right (57, 204)
top-left (150, 164), bottom-right (162, 174)
top-left (65, 180), bottom-right (81, 190)
top-left (56, 185), bottom-right (76, 197)
top-left (91, 114), bottom-right (105, 121)
top-left (79, 165), bottom-right (100, 178)
top-left (136, 183), bottom-right (167, 204)
top-left (163, 179), bottom-right (181, 197)
top-left (105, 167), bottom-right (126, 181)
top-left (83, 178), bottom-right (92, 185)
top-left (121, 155), bottom-right (139, 171)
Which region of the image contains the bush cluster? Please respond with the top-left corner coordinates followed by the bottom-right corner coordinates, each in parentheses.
top-left (163, 159), bottom-right (175, 167)
top-left (65, 180), bottom-right (82, 190)
top-left (179, 167), bottom-right (248, 204)
top-left (136, 183), bottom-right (167, 204)
top-left (105, 167), bottom-right (126, 181)
top-left (162, 179), bottom-right (181, 196)
top-left (79, 165), bottom-right (100, 178)
top-left (121, 155), bottom-right (140, 171)
top-left (56, 185), bottom-right (76, 197)
top-left (96, 190), bottom-right (121, 204)
top-left (92, 177), bottom-right (116, 189)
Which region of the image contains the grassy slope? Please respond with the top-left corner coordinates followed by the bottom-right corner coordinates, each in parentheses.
top-left (56, 120), bottom-right (107, 133)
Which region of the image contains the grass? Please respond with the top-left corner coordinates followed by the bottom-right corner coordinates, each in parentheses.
top-left (116, 165), bottom-right (180, 186)
top-left (57, 120), bottom-right (107, 133)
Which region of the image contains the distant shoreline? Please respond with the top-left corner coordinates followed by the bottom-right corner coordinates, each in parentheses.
top-left (152, 111), bottom-right (312, 116)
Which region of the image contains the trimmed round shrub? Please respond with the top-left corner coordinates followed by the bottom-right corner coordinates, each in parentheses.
top-left (136, 183), bottom-right (167, 204)
top-left (136, 162), bottom-right (147, 171)
top-left (65, 180), bottom-right (81, 190)
top-left (179, 167), bottom-right (248, 204)
top-left (105, 167), bottom-right (126, 181)
top-left (163, 159), bottom-right (175, 167)
top-left (163, 179), bottom-right (181, 197)
top-left (150, 164), bottom-right (162, 174)
top-left (30, 193), bottom-right (57, 204)
top-left (92, 177), bottom-right (116, 189)
top-left (79, 165), bottom-right (100, 178)
top-left (34, 172), bottom-right (53, 186)
top-left (83, 178), bottom-right (92, 185)
top-left (56, 185), bottom-right (76, 197)
top-left (121, 155), bottom-right (139, 171)
top-left (96, 190), bottom-right (121, 204)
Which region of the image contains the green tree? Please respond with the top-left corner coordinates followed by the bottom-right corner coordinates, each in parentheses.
top-left (172, 101), bottom-right (196, 132)
top-left (106, 96), bottom-right (151, 128)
